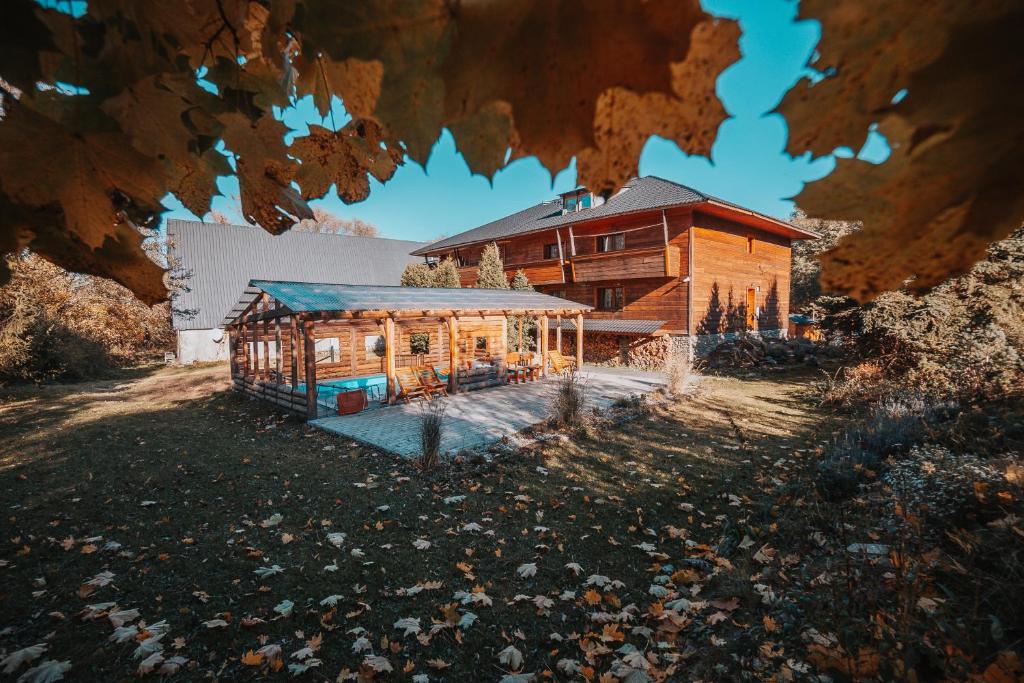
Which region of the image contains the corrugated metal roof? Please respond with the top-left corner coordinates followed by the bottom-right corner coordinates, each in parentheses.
top-left (413, 176), bottom-right (706, 255)
top-left (225, 280), bottom-right (592, 325)
top-left (168, 219), bottom-right (426, 330)
top-left (549, 318), bottom-right (667, 335)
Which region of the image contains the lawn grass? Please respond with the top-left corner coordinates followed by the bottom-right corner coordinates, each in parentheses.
top-left (1, 363), bottom-right (1019, 681)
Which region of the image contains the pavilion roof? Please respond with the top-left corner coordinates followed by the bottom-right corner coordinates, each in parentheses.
top-left (224, 280), bottom-right (591, 325)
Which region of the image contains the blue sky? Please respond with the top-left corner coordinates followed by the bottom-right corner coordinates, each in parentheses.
top-left (161, 0), bottom-right (889, 242)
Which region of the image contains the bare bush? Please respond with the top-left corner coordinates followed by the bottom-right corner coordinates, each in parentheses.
top-left (552, 368), bottom-right (587, 427)
top-left (663, 345), bottom-right (694, 397)
top-left (417, 400), bottom-right (446, 470)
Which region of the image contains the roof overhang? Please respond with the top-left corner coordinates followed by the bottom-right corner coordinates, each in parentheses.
top-left (549, 318), bottom-right (667, 335)
top-left (698, 200), bottom-right (820, 240)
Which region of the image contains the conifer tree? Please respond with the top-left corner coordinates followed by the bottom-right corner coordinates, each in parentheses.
top-left (432, 257), bottom-right (462, 288)
top-left (400, 262), bottom-right (433, 287)
top-left (475, 243), bottom-right (509, 289)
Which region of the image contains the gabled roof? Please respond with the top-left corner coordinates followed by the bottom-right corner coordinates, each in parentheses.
top-left (168, 219), bottom-right (426, 330)
top-left (412, 176), bottom-right (816, 254)
top-left (224, 280), bottom-right (590, 326)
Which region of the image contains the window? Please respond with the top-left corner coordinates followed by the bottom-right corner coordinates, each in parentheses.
top-left (365, 334), bottom-right (386, 360)
top-left (597, 287), bottom-right (625, 311)
top-left (543, 243), bottom-right (560, 260)
top-left (597, 233), bottom-right (625, 253)
top-left (746, 236), bottom-right (755, 254)
top-left (475, 336), bottom-right (488, 351)
top-left (315, 337), bottom-right (340, 363)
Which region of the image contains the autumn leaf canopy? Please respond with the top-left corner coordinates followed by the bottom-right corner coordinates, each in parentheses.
top-left (0, 0), bottom-right (1020, 304)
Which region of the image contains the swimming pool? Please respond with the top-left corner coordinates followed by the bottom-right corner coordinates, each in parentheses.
top-left (297, 374), bottom-right (389, 411)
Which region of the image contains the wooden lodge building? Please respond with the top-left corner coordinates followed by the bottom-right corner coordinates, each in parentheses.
top-left (411, 176), bottom-right (819, 366)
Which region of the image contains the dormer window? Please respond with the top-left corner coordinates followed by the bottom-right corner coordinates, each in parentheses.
top-left (560, 188), bottom-right (593, 214)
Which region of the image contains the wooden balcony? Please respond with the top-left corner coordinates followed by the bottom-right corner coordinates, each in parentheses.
top-left (570, 245), bottom-right (680, 282)
top-left (458, 261), bottom-right (566, 286)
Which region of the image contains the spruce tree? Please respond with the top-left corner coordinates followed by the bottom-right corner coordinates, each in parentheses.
top-left (432, 257), bottom-right (462, 288)
top-left (508, 269), bottom-right (536, 350)
top-left (475, 243), bottom-right (509, 289)
top-left (400, 262), bottom-right (433, 287)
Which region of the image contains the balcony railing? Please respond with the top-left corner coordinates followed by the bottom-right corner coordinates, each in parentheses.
top-left (570, 245), bottom-right (680, 282)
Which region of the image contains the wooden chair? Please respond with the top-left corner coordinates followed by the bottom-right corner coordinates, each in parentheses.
top-left (416, 365), bottom-right (448, 397)
top-left (395, 367), bottom-right (432, 403)
top-left (549, 350), bottom-right (577, 374)
top-left (505, 352), bottom-right (527, 384)
top-left (520, 352), bottom-right (542, 381)
top-left (548, 350), bottom-right (572, 376)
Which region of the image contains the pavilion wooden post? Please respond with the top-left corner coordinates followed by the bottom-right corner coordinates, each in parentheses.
top-left (384, 317), bottom-right (397, 404)
top-left (289, 316), bottom-right (299, 387)
top-left (446, 316), bottom-right (459, 393)
top-left (261, 293), bottom-right (270, 381)
top-left (575, 312), bottom-right (584, 369)
top-left (555, 314), bottom-right (562, 353)
top-left (239, 321), bottom-right (249, 377)
top-left (517, 317), bottom-right (523, 353)
top-left (539, 315), bottom-right (548, 377)
top-left (228, 327), bottom-right (238, 377)
top-left (273, 302), bottom-right (283, 382)
top-left (302, 316), bottom-right (318, 418)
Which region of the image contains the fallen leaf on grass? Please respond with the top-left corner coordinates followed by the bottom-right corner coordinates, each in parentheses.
top-left (498, 645), bottom-right (524, 670)
top-left (394, 617), bottom-right (421, 636)
top-left (517, 563), bottom-right (537, 578)
top-left (16, 659), bottom-right (71, 682)
top-left (253, 565), bottom-right (284, 579)
top-left (1, 643), bottom-right (46, 674)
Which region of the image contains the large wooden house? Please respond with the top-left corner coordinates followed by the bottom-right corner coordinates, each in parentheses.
top-left (411, 176), bottom-right (818, 366)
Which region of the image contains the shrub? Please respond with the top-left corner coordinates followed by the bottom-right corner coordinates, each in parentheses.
top-left (663, 344), bottom-right (693, 397)
top-left (552, 368), bottom-right (586, 427)
top-left (417, 400), bottom-right (446, 470)
top-left (409, 332), bottom-right (430, 356)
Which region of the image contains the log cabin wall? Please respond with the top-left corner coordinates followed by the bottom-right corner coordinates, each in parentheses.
top-left (690, 211), bottom-right (792, 335)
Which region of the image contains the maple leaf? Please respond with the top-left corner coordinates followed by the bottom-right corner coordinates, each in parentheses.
top-left (14, 659), bottom-right (71, 683)
top-left (394, 617), bottom-right (422, 636)
top-left (260, 513), bottom-right (283, 528)
top-left (254, 565), bottom-right (285, 579)
top-left (105, 609), bottom-right (139, 628)
top-left (363, 655), bottom-right (393, 673)
top-left (137, 653), bottom-right (165, 675)
top-left (157, 656), bottom-right (188, 675)
top-left (1, 644), bottom-right (47, 674)
top-left (498, 645), bottom-right (524, 671)
top-left (109, 625), bottom-right (139, 643)
top-left (202, 618), bottom-right (229, 628)
top-left (516, 563), bottom-right (538, 578)
top-left (291, 121), bottom-right (402, 204)
top-left (413, 539), bottom-right (431, 550)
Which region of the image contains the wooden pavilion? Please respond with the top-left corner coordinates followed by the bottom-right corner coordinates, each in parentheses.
top-left (223, 280), bottom-right (591, 419)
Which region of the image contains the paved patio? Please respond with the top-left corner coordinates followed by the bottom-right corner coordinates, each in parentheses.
top-left (310, 366), bottom-right (665, 457)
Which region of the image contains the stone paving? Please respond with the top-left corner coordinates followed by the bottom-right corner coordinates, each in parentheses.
top-left (310, 366), bottom-right (666, 457)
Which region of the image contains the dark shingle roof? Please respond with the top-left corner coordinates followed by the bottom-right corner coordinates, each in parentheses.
top-left (549, 318), bottom-right (667, 335)
top-left (413, 176), bottom-right (706, 255)
top-left (224, 280), bottom-right (591, 325)
top-left (168, 220), bottom-right (426, 330)
top-left (413, 176), bottom-right (816, 254)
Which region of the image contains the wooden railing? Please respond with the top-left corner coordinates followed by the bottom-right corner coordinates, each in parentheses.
top-left (570, 245), bottom-right (680, 282)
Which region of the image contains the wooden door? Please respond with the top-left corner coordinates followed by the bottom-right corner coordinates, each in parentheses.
top-left (746, 288), bottom-right (756, 330)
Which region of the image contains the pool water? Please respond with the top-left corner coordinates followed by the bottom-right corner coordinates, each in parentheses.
top-left (297, 374), bottom-right (389, 411)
